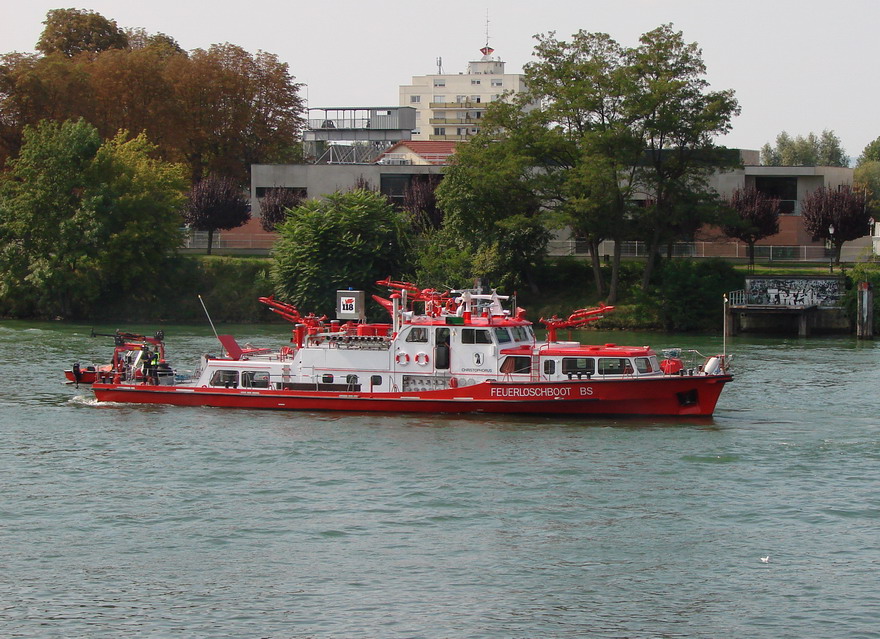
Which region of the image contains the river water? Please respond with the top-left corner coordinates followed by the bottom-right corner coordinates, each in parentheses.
top-left (1, 320), bottom-right (878, 638)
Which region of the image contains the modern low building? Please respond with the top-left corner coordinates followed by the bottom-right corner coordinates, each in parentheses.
top-left (247, 147), bottom-right (865, 260)
top-left (399, 46), bottom-right (531, 141)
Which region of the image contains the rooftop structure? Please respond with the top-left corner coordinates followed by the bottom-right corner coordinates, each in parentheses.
top-left (399, 46), bottom-right (531, 141)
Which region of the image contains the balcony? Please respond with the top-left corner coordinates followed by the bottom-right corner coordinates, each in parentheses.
top-left (429, 117), bottom-right (482, 125)
top-left (429, 101), bottom-right (485, 109)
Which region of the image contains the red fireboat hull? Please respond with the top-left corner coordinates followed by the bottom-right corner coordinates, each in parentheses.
top-left (91, 375), bottom-right (731, 417)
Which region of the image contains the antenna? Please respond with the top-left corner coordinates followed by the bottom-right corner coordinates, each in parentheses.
top-left (480, 10), bottom-right (494, 57)
top-left (198, 294), bottom-right (222, 347)
top-left (436, 56), bottom-right (443, 74)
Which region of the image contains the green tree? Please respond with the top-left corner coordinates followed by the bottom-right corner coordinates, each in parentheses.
top-left (761, 130), bottom-right (849, 167)
top-left (721, 186), bottom-right (780, 269)
top-left (271, 189), bottom-right (409, 313)
top-left (438, 25), bottom-right (738, 299)
top-left (36, 8), bottom-right (128, 57)
top-left (182, 175), bottom-right (251, 255)
top-left (854, 161), bottom-right (880, 212)
top-left (436, 106), bottom-right (549, 294)
top-left (630, 24), bottom-right (740, 290)
top-left (0, 119), bottom-right (186, 318)
top-left (801, 185), bottom-right (871, 265)
top-left (856, 136), bottom-right (880, 166)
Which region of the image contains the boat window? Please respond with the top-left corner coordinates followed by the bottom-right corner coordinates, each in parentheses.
top-left (461, 328), bottom-right (492, 344)
top-left (501, 356), bottom-right (531, 374)
top-left (241, 371), bottom-right (270, 388)
top-left (562, 357), bottom-right (594, 375)
top-left (511, 326), bottom-right (531, 342)
top-left (210, 369), bottom-right (239, 387)
top-left (543, 359), bottom-right (556, 375)
top-left (635, 357), bottom-right (654, 373)
top-left (598, 358), bottom-right (631, 375)
top-left (322, 374), bottom-right (334, 384)
top-left (494, 327), bottom-right (512, 343)
top-left (406, 327), bottom-right (429, 343)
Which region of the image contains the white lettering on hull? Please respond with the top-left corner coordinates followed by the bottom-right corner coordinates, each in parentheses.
top-left (489, 386), bottom-right (593, 398)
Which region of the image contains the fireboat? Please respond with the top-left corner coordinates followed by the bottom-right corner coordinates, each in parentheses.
top-left (73, 279), bottom-right (732, 417)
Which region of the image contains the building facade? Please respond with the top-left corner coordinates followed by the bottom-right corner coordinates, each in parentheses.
top-left (399, 46), bottom-right (530, 141)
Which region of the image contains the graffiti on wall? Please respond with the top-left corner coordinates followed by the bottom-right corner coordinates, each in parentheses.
top-left (746, 278), bottom-right (843, 307)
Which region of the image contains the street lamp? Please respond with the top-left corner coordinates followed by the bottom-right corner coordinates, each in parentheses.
top-left (828, 224), bottom-right (835, 273)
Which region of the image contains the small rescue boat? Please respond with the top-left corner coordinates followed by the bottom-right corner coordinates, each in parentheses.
top-left (77, 280), bottom-right (733, 417)
top-left (65, 331), bottom-right (167, 386)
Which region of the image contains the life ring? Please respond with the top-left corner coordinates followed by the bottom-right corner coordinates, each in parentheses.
top-left (395, 353), bottom-right (410, 365)
top-left (414, 352), bottom-right (430, 365)
top-left (449, 377), bottom-right (458, 389)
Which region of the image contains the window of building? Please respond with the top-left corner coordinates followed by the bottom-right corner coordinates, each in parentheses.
top-left (471, 79), bottom-right (481, 85)
top-left (433, 95), bottom-right (446, 103)
top-left (380, 174), bottom-right (413, 206)
top-left (755, 176), bottom-right (798, 214)
top-left (434, 127), bottom-right (446, 136)
top-left (255, 186), bottom-right (307, 199)
top-left (491, 79), bottom-right (503, 87)
top-left (434, 79), bottom-right (446, 87)
top-left (410, 95), bottom-right (421, 103)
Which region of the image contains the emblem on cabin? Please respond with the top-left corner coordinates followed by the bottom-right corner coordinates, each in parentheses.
top-left (474, 353), bottom-right (484, 366)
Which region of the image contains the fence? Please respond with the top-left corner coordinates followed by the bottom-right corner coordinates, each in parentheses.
top-left (546, 240), bottom-right (873, 263)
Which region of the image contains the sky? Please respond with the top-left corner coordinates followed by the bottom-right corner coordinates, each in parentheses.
top-left (2, 0), bottom-right (878, 163)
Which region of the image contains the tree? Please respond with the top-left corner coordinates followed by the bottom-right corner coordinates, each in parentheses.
top-left (436, 106), bottom-right (549, 294)
top-left (761, 130), bottom-right (849, 167)
top-left (721, 187), bottom-right (780, 269)
top-left (801, 185), bottom-right (871, 265)
top-left (857, 136), bottom-right (880, 166)
top-left (257, 187), bottom-right (302, 232)
top-left (854, 161), bottom-right (880, 211)
top-left (271, 189), bottom-right (409, 313)
top-left (36, 8), bottom-right (128, 57)
top-left (0, 119), bottom-right (186, 318)
top-left (1, 15), bottom-right (305, 181)
top-left (164, 44), bottom-right (304, 184)
top-left (630, 24), bottom-right (741, 290)
top-left (403, 174), bottom-right (444, 232)
top-left (182, 175), bottom-right (251, 255)
top-left (437, 25), bottom-right (738, 300)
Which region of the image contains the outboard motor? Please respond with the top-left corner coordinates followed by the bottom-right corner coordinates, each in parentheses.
top-left (72, 362), bottom-right (82, 386)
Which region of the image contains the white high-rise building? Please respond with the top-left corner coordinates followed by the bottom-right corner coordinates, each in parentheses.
top-left (399, 46), bottom-right (530, 141)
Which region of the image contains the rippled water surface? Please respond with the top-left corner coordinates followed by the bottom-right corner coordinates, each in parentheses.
top-left (1, 321), bottom-right (878, 638)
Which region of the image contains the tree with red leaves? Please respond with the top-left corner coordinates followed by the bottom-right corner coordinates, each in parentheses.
top-left (258, 187), bottom-right (302, 232)
top-left (183, 175), bottom-right (250, 254)
top-left (801, 185), bottom-right (871, 265)
top-left (721, 187), bottom-right (780, 269)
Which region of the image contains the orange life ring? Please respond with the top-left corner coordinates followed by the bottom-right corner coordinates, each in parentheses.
top-left (395, 353), bottom-right (410, 365)
top-left (414, 352), bottom-right (430, 365)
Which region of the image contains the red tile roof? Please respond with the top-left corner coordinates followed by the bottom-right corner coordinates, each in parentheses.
top-left (377, 141), bottom-right (457, 165)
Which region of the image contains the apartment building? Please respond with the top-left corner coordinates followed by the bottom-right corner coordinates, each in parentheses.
top-left (399, 46), bottom-right (530, 141)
